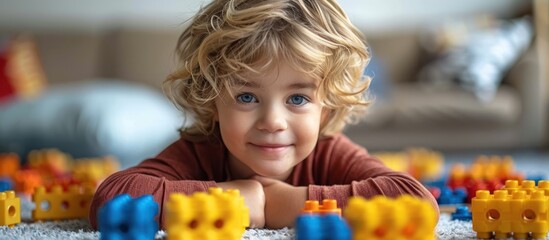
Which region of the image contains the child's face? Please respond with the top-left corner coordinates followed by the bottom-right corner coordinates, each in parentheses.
top-left (215, 62), bottom-right (325, 180)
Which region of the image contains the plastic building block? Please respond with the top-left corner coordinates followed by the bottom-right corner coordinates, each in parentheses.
top-left (472, 189), bottom-right (549, 239)
top-left (165, 187), bottom-right (249, 240)
top-left (437, 187), bottom-right (467, 205)
top-left (372, 152), bottom-right (409, 173)
top-left (374, 148), bottom-right (444, 182)
top-left (13, 169), bottom-right (42, 195)
top-left (0, 177), bottom-right (13, 192)
top-left (0, 191), bottom-right (20, 228)
top-left (407, 148), bottom-right (444, 181)
top-left (45, 174), bottom-right (82, 192)
top-left (295, 214), bottom-right (351, 240)
top-left (301, 199), bottom-right (341, 216)
top-left (503, 179), bottom-right (549, 196)
top-left (451, 205), bottom-right (472, 221)
top-left (0, 153), bottom-right (20, 178)
top-left (72, 156), bottom-right (119, 187)
top-left (99, 194), bottom-right (159, 240)
top-left (32, 184), bottom-right (94, 221)
top-left (526, 173), bottom-right (546, 184)
top-left (27, 149), bottom-right (72, 179)
top-left (344, 195), bottom-right (437, 240)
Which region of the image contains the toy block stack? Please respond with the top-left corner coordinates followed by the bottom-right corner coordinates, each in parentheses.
top-left (301, 199), bottom-right (342, 216)
top-left (0, 191), bottom-right (20, 228)
top-left (296, 199), bottom-right (350, 240)
top-left (374, 148), bottom-right (444, 182)
top-left (71, 156), bottom-right (119, 188)
top-left (98, 194), bottom-right (159, 240)
top-left (447, 155), bottom-right (524, 203)
top-left (344, 195), bottom-right (437, 240)
top-left (0, 35), bottom-right (47, 103)
top-left (472, 180), bottom-right (549, 239)
top-left (165, 187), bottom-right (249, 240)
top-left (32, 184), bottom-right (94, 221)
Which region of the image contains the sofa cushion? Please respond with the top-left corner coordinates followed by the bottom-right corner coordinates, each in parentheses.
top-left (361, 83), bottom-right (521, 130)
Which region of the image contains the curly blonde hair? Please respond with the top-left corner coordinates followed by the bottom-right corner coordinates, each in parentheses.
top-left (165, 0), bottom-right (371, 137)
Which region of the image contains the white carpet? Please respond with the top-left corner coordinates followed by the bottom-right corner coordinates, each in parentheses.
top-left (0, 196), bottom-right (475, 240)
top-left (0, 215), bottom-right (475, 240)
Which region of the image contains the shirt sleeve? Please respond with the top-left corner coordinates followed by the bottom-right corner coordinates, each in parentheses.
top-left (88, 139), bottom-right (220, 230)
top-left (306, 135), bottom-right (439, 218)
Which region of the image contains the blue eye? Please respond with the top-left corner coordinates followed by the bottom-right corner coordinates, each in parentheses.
top-left (236, 93), bottom-right (257, 103)
top-left (288, 95), bottom-right (309, 106)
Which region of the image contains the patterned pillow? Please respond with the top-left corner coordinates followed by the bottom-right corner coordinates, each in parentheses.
top-left (418, 16), bottom-right (534, 102)
top-left (0, 35), bottom-right (47, 104)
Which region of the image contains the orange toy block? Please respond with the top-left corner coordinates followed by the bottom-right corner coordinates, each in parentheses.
top-left (0, 190), bottom-right (21, 228)
top-left (0, 153), bottom-right (20, 178)
top-left (301, 199), bottom-right (341, 216)
top-left (32, 184), bottom-right (94, 221)
top-left (13, 169), bottom-right (42, 195)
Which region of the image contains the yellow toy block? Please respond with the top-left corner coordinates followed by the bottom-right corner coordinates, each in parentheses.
top-left (301, 199), bottom-right (341, 216)
top-left (520, 190), bottom-right (548, 239)
top-left (27, 149), bottom-right (73, 177)
top-left (32, 184), bottom-right (94, 221)
top-left (72, 156), bottom-right (119, 186)
top-left (373, 148), bottom-right (444, 181)
top-left (165, 187), bottom-right (249, 240)
top-left (472, 189), bottom-right (549, 239)
top-left (472, 190), bottom-right (511, 239)
top-left (504, 179), bottom-right (549, 196)
top-left (407, 148), bottom-right (444, 181)
top-left (373, 152), bottom-right (409, 173)
top-left (344, 195), bottom-right (436, 240)
top-left (538, 180), bottom-right (549, 196)
top-left (0, 191), bottom-right (20, 228)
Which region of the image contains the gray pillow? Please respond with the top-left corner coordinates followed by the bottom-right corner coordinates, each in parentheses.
top-left (0, 80), bottom-right (182, 168)
top-left (418, 16), bottom-right (533, 102)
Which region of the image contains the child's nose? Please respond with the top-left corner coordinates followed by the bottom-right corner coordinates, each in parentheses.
top-left (256, 105), bottom-right (288, 133)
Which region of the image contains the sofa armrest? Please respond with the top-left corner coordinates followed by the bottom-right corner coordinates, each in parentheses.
top-left (504, 42), bottom-right (545, 146)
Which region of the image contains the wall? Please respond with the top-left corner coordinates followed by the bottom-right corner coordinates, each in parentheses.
top-left (0, 0), bottom-right (531, 35)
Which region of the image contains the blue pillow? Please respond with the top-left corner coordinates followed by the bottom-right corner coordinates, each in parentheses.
top-left (0, 80), bottom-right (182, 168)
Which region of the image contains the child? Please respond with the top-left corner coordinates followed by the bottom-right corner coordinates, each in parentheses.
top-left (89, 0), bottom-right (438, 229)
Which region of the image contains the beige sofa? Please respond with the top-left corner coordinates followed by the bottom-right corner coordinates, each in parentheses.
top-left (1, 21), bottom-right (543, 152)
top-left (346, 30), bottom-right (544, 151)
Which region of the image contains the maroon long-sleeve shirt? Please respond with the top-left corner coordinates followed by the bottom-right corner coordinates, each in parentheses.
top-left (89, 133), bottom-right (438, 229)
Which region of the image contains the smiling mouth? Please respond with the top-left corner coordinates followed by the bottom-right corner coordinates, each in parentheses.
top-left (250, 143), bottom-right (291, 152)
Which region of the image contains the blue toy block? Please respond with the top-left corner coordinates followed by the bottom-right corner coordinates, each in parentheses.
top-left (422, 176), bottom-right (448, 189)
top-left (295, 214), bottom-right (351, 240)
top-left (451, 205), bottom-right (472, 221)
top-left (437, 187), bottom-right (467, 205)
top-left (98, 194), bottom-right (159, 240)
top-left (0, 177), bottom-right (13, 192)
top-left (526, 173), bottom-right (546, 184)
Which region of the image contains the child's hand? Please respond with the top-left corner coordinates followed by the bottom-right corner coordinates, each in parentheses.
top-left (217, 180), bottom-right (266, 228)
top-left (253, 176), bottom-right (307, 229)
